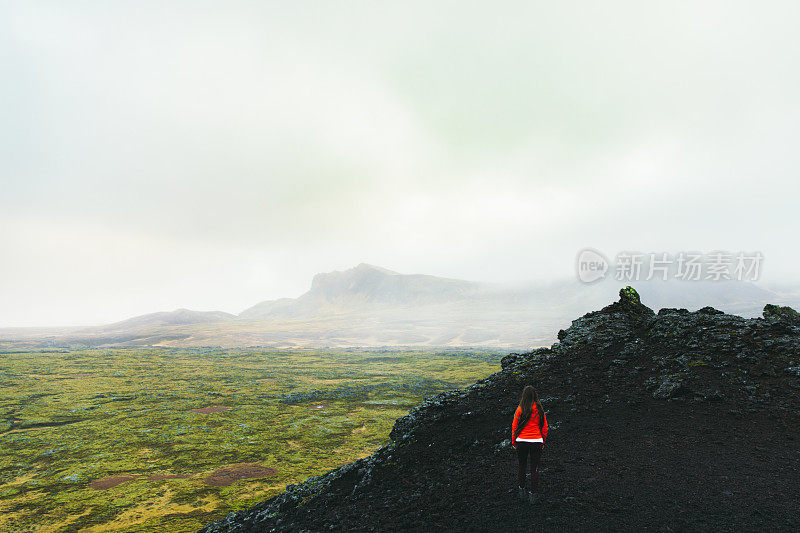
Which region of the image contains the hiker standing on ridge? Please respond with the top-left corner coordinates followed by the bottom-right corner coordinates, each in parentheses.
top-left (512, 385), bottom-right (548, 504)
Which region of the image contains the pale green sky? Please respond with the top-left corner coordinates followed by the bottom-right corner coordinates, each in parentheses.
top-left (1, 1), bottom-right (799, 326)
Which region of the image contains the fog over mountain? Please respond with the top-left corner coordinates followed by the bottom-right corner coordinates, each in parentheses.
top-left (2, 264), bottom-right (796, 351)
top-left (2, 2), bottom-right (799, 327)
top-left (240, 264), bottom-right (484, 319)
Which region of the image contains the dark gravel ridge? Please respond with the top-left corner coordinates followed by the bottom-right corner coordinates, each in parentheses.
top-left (200, 287), bottom-right (800, 533)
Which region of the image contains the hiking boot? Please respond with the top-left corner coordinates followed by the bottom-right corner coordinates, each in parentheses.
top-left (518, 486), bottom-right (526, 501)
top-left (528, 491), bottom-right (539, 504)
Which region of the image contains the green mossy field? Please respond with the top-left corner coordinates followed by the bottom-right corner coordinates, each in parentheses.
top-left (0, 348), bottom-right (500, 532)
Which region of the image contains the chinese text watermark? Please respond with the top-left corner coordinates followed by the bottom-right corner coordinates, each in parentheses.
top-left (576, 249), bottom-right (763, 283)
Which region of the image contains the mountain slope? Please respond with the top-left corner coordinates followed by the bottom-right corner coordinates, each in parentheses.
top-left (240, 265), bottom-right (786, 321)
top-left (200, 288), bottom-right (800, 532)
top-left (1, 265), bottom-right (798, 350)
top-left (102, 309), bottom-right (236, 330)
top-left (239, 263), bottom-right (484, 319)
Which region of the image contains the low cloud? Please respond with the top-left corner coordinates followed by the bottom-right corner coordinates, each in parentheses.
top-left (1, 1), bottom-right (798, 325)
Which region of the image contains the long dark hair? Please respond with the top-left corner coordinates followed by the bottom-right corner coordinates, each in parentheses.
top-left (513, 385), bottom-right (545, 440)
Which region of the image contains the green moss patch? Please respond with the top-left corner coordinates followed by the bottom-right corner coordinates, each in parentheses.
top-left (0, 347), bottom-right (500, 531)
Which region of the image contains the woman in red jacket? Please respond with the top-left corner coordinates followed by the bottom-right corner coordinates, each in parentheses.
top-left (511, 385), bottom-right (548, 503)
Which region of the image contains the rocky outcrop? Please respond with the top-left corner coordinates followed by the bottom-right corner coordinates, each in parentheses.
top-left (763, 303), bottom-right (800, 330)
top-left (200, 287), bottom-right (800, 533)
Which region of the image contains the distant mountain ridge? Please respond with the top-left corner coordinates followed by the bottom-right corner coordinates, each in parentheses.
top-left (239, 263), bottom-right (483, 319)
top-left (106, 309), bottom-right (236, 329)
top-left (1, 264), bottom-right (798, 350)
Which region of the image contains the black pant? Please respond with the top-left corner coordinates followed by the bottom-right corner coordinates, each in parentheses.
top-left (516, 441), bottom-right (543, 492)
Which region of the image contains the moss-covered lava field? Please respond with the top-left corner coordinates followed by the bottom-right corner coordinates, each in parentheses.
top-left (0, 348), bottom-right (500, 532)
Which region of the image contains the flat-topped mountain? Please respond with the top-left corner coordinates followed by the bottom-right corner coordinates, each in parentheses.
top-left (1, 265), bottom-right (798, 350)
top-left (200, 288), bottom-right (800, 532)
top-left (239, 263), bottom-right (483, 319)
top-left (308, 263), bottom-right (481, 305)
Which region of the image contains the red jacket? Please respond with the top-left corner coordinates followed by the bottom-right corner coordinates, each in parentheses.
top-left (511, 404), bottom-right (548, 445)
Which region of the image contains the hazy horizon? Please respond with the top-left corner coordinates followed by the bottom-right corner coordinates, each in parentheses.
top-left (3, 1), bottom-right (799, 327)
top-left (1, 263), bottom-right (794, 330)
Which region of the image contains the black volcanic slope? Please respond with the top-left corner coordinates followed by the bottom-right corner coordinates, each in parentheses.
top-left (200, 288), bottom-right (800, 533)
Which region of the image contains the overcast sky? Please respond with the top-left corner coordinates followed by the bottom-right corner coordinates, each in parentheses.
top-left (2, 1), bottom-right (799, 326)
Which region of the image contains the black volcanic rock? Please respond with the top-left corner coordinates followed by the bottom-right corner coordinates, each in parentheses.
top-left (200, 288), bottom-right (800, 532)
top-left (764, 303), bottom-right (800, 328)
